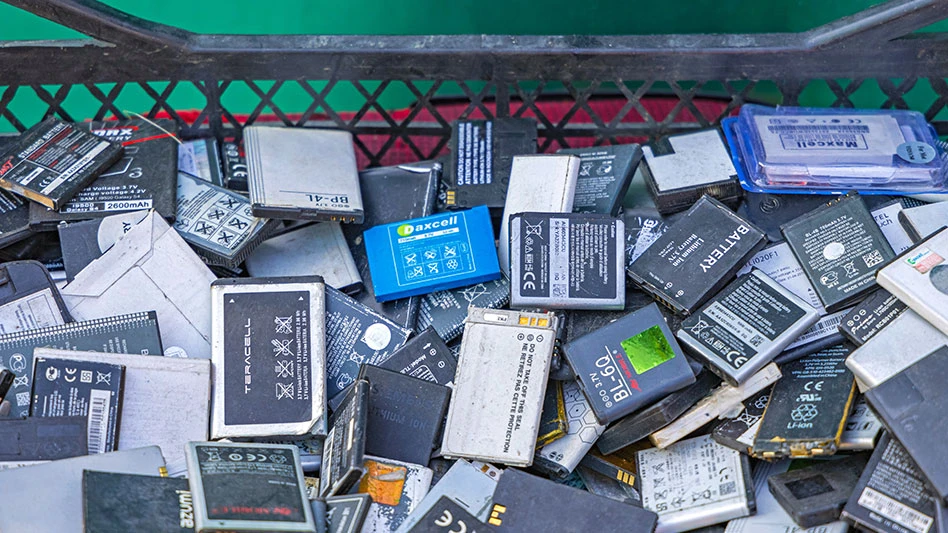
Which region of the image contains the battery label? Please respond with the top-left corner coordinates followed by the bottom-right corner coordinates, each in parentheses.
top-left (56, 126), bottom-right (149, 214)
top-left (639, 435), bottom-right (749, 522)
top-left (855, 439), bottom-right (935, 533)
top-left (195, 445), bottom-right (306, 523)
top-left (872, 201), bottom-right (915, 254)
top-left (754, 114), bottom-right (901, 159)
top-left (574, 150), bottom-right (619, 212)
top-left (176, 175), bottom-right (258, 253)
top-left (589, 326), bottom-right (675, 413)
top-left (222, 291), bottom-right (312, 425)
top-left (799, 214), bottom-right (886, 296)
top-left (388, 214), bottom-right (475, 286)
top-left (454, 121), bottom-right (492, 186)
top-left (684, 274), bottom-right (807, 370)
top-left (0, 288), bottom-right (65, 335)
top-left (518, 215), bottom-right (617, 299)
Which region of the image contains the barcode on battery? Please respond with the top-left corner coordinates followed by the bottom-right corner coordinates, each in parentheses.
top-left (87, 389), bottom-right (111, 454)
top-left (784, 312), bottom-right (845, 350)
top-left (857, 487), bottom-right (933, 533)
top-left (767, 125), bottom-right (870, 134)
top-left (719, 481), bottom-right (736, 496)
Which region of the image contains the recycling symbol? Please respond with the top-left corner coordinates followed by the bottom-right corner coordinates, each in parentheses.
top-left (790, 403), bottom-right (819, 422)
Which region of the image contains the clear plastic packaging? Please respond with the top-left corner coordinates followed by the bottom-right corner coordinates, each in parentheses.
top-left (724, 104), bottom-right (948, 195)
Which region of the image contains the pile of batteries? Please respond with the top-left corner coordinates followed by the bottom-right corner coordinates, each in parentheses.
top-left (0, 104), bottom-right (945, 533)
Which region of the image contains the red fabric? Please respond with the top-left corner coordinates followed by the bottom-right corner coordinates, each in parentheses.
top-left (156, 97), bottom-right (737, 169)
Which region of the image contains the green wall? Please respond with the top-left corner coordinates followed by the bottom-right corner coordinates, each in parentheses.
top-left (0, 0), bottom-right (942, 130)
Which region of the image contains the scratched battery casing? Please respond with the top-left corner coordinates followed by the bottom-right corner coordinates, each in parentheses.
top-left (440, 308), bottom-right (557, 467)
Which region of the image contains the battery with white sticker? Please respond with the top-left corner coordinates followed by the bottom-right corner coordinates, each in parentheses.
top-left (753, 114), bottom-right (905, 165)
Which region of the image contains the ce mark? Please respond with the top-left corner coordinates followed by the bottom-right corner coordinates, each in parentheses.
top-left (804, 380), bottom-right (824, 392)
top-left (522, 272), bottom-right (536, 291)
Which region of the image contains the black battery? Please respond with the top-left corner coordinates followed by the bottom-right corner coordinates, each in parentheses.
top-left (319, 380), bottom-right (368, 498)
top-left (0, 415), bottom-right (88, 462)
top-left (359, 364), bottom-right (450, 466)
top-left (375, 326), bottom-right (457, 387)
top-left (83, 471), bottom-right (191, 533)
top-left (753, 344), bottom-right (856, 459)
top-left (564, 302), bottom-right (696, 425)
top-left (220, 141), bottom-right (249, 192)
top-left (627, 195), bottom-right (766, 316)
top-left (767, 453), bottom-right (869, 528)
top-left (842, 433), bottom-right (947, 533)
top-left (557, 144), bottom-right (641, 216)
top-left (0, 118), bottom-right (123, 210)
top-left (443, 118), bottom-right (537, 211)
top-left (0, 136), bottom-right (30, 249)
top-left (781, 193), bottom-right (895, 313)
top-left (596, 370), bottom-right (720, 454)
top-left (839, 289), bottom-right (907, 346)
top-left (415, 276), bottom-right (509, 343)
top-left (865, 346), bottom-right (948, 502)
top-left (710, 387), bottom-right (772, 454)
top-left (622, 207), bottom-right (674, 270)
top-left (29, 119), bottom-right (179, 230)
top-left (737, 192), bottom-right (832, 243)
top-left (324, 494), bottom-right (371, 533)
top-left (405, 496), bottom-right (486, 533)
top-left (30, 357), bottom-right (124, 454)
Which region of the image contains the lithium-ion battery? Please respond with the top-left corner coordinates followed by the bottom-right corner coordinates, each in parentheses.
top-left (563, 302), bottom-right (696, 425)
top-left (838, 288), bottom-right (907, 346)
top-left (877, 227), bottom-right (948, 337)
top-left (557, 144), bottom-right (641, 216)
top-left (677, 270), bottom-right (819, 386)
top-left (781, 193), bottom-right (895, 313)
top-left (711, 387), bottom-right (772, 454)
top-left (441, 308), bottom-right (557, 466)
top-left (509, 212), bottom-right (625, 310)
top-left (245, 126), bottom-right (364, 223)
top-left (0, 118), bottom-right (123, 210)
top-left (415, 276), bottom-right (510, 343)
top-left (627, 196), bottom-right (766, 316)
top-left (363, 206), bottom-right (500, 302)
top-left (534, 379), bottom-right (605, 477)
top-left (753, 344), bottom-right (856, 459)
top-left (210, 276), bottom-right (327, 439)
top-left (320, 380), bottom-right (368, 498)
top-left (767, 453), bottom-right (869, 528)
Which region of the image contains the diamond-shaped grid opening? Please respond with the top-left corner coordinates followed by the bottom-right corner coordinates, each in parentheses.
top-left (797, 79), bottom-right (835, 107)
top-left (0, 86), bottom-right (49, 132)
top-left (56, 84), bottom-right (104, 122)
top-left (895, 78), bottom-right (937, 112)
top-left (842, 79), bottom-right (889, 109)
top-left (268, 81), bottom-right (315, 121)
top-left (108, 83), bottom-right (159, 118)
top-left (746, 80), bottom-right (783, 106)
top-left (925, 78), bottom-right (948, 123)
top-left (220, 80), bottom-right (264, 124)
top-left (140, 81), bottom-right (207, 125)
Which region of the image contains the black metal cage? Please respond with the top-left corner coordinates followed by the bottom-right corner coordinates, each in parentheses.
top-left (2, 0), bottom-right (948, 166)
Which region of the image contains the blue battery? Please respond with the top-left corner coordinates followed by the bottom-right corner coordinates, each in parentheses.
top-left (364, 205), bottom-right (500, 302)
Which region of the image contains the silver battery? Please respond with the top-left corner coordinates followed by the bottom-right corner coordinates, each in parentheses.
top-left (245, 222), bottom-right (361, 291)
top-left (878, 227), bottom-right (948, 337)
top-left (838, 396), bottom-right (882, 451)
top-left (534, 379), bottom-right (605, 477)
top-left (245, 126), bottom-right (364, 223)
top-left (441, 307), bottom-right (558, 466)
top-left (638, 434), bottom-right (754, 533)
top-left (210, 277), bottom-right (327, 439)
top-left (845, 309), bottom-right (948, 392)
top-left (395, 459), bottom-right (501, 533)
top-left (677, 270), bottom-right (820, 386)
top-left (358, 456), bottom-right (433, 533)
top-left (498, 155), bottom-right (579, 274)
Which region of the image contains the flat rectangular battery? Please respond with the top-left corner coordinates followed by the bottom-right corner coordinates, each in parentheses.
top-left (556, 143), bottom-right (641, 216)
top-left (534, 379), bottom-right (608, 479)
top-left (838, 288), bottom-right (907, 346)
top-left (497, 154), bottom-right (579, 274)
top-left (245, 222), bottom-right (362, 292)
top-left (31, 356), bottom-right (124, 454)
top-left (737, 192), bottom-right (834, 243)
top-left (186, 442), bottom-right (316, 533)
top-left (359, 364), bottom-right (449, 466)
top-left (323, 286), bottom-right (410, 403)
top-left (871, 198), bottom-right (918, 254)
top-left (0, 310), bottom-right (162, 418)
top-left (839, 395), bottom-right (883, 451)
top-left (627, 196), bottom-right (767, 316)
top-left (579, 447), bottom-right (638, 489)
top-left (364, 206), bottom-right (500, 302)
top-left (781, 193), bottom-right (895, 313)
top-left (245, 126), bottom-right (364, 223)
top-left (0, 260), bottom-right (69, 334)
top-left (178, 137), bottom-right (224, 186)
top-left (0, 118), bottom-right (123, 210)
top-left (642, 129), bottom-right (743, 215)
top-left (415, 276), bottom-right (509, 343)
top-left (325, 494), bottom-right (372, 533)
top-left (846, 309), bottom-right (947, 392)
top-left (357, 456), bottom-right (433, 533)
top-left (343, 160), bottom-right (441, 330)
top-left (623, 208), bottom-right (673, 268)
top-left (899, 201), bottom-right (948, 242)
top-left (0, 415), bottom-right (88, 463)
top-left (440, 308), bottom-right (557, 466)
top-left (842, 433), bottom-right (946, 533)
top-left (752, 344), bottom-right (856, 459)
top-left (485, 468), bottom-right (658, 532)
top-left (210, 276), bottom-right (327, 439)
top-left (394, 459), bottom-right (501, 533)
top-left (443, 118), bottom-right (537, 211)
top-left (564, 302), bottom-right (696, 425)
top-left (29, 119), bottom-right (178, 229)
top-left (319, 380), bottom-right (368, 498)
top-left (0, 135), bottom-right (31, 249)
top-left (725, 459), bottom-right (850, 533)
top-left (175, 171), bottom-right (280, 269)
top-left (767, 453), bottom-right (869, 528)
top-left (509, 212), bottom-right (625, 310)
top-left (82, 471), bottom-right (192, 533)
top-left (536, 379), bottom-right (567, 446)
top-left (403, 496), bottom-right (485, 533)
top-left (877, 227), bottom-right (948, 337)
top-left (375, 326), bottom-right (457, 387)
top-left (220, 141), bottom-right (248, 192)
top-left (865, 346), bottom-right (948, 502)
top-left (596, 370), bottom-right (720, 455)
top-left (637, 434), bottom-right (755, 533)
top-left (677, 270), bottom-right (819, 386)
top-left (711, 387), bottom-right (772, 453)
